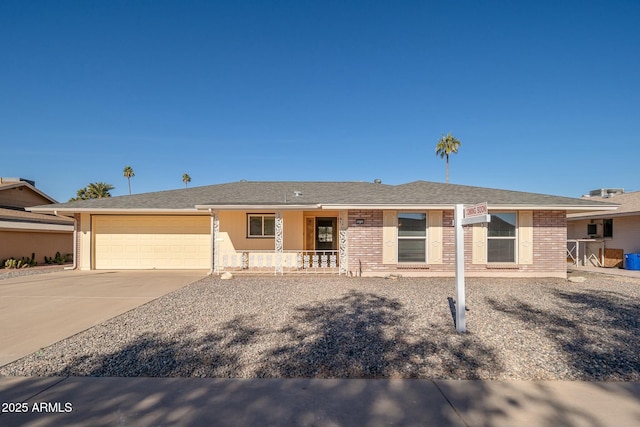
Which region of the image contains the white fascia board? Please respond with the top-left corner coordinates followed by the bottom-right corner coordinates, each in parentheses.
top-left (195, 204), bottom-right (322, 211)
top-left (27, 208), bottom-right (204, 215)
top-left (321, 204), bottom-right (455, 210)
top-left (0, 220), bottom-right (74, 232)
top-left (485, 205), bottom-right (619, 212)
top-left (567, 210), bottom-right (638, 220)
top-left (323, 204), bottom-right (619, 212)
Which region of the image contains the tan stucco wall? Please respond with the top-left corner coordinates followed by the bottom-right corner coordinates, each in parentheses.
top-left (0, 187), bottom-right (51, 209)
top-left (569, 215), bottom-right (640, 254)
top-left (0, 230), bottom-right (72, 264)
top-left (219, 211), bottom-right (304, 251)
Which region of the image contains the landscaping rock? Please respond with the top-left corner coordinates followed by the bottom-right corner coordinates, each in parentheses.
top-left (2, 273), bottom-right (639, 381)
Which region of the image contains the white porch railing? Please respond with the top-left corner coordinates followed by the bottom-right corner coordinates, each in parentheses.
top-left (217, 250), bottom-right (340, 274)
top-left (567, 239), bottom-right (604, 267)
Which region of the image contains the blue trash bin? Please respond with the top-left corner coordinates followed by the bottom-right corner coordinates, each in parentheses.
top-left (624, 253), bottom-right (640, 270)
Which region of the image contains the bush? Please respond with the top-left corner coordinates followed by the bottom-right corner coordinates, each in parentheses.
top-left (44, 252), bottom-right (72, 265)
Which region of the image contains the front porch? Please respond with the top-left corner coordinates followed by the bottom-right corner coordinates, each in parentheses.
top-left (210, 210), bottom-right (348, 275)
top-left (218, 250), bottom-right (341, 274)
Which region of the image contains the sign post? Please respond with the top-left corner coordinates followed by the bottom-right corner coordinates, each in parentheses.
top-left (454, 202), bottom-right (491, 333)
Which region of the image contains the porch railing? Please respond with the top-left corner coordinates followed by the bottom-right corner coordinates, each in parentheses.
top-left (567, 239), bottom-right (604, 267)
top-left (217, 250), bottom-right (340, 274)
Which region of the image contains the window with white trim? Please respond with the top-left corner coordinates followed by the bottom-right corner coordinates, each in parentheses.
top-left (398, 212), bottom-right (427, 263)
top-left (487, 212), bottom-right (517, 262)
top-left (247, 214), bottom-right (275, 237)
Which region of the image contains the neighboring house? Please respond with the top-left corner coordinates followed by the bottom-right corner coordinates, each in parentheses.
top-left (28, 180), bottom-right (616, 278)
top-left (0, 177), bottom-right (73, 264)
top-left (568, 188), bottom-right (640, 267)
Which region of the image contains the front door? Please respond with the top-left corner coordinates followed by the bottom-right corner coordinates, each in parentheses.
top-left (315, 217), bottom-right (337, 251)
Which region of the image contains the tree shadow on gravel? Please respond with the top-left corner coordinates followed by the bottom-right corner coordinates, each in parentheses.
top-left (488, 288), bottom-right (640, 381)
top-left (55, 316), bottom-right (262, 377)
top-left (255, 290), bottom-right (501, 379)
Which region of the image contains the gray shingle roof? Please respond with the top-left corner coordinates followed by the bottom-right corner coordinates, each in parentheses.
top-left (28, 180), bottom-right (617, 212)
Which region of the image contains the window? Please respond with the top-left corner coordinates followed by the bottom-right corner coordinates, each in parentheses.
top-left (398, 213), bottom-right (427, 263)
top-left (317, 226), bottom-right (333, 243)
top-left (487, 212), bottom-right (517, 263)
top-left (247, 214), bottom-right (275, 237)
top-left (603, 219), bottom-right (613, 238)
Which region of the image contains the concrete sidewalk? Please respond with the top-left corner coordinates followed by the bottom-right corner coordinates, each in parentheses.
top-left (0, 377), bottom-right (638, 426)
top-left (568, 265), bottom-right (640, 280)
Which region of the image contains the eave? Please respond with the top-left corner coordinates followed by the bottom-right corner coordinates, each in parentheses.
top-left (323, 204), bottom-right (619, 213)
top-left (195, 204), bottom-right (323, 211)
top-left (27, 208), bottom-right (206, 216)
top-left (0, 220), bottom-right (73, 232)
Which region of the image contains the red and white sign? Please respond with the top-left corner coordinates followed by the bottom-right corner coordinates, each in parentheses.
top-left (464, 202), bottom-right (488, 218)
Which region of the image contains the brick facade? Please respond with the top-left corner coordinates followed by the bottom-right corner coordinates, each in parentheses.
top-left (347, 209), bottom-right (384, 275)
top-left (347, 209), bottom-right (567, 278)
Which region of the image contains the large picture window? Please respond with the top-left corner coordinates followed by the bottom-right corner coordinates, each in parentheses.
top-left (398, 212), bottom-right (427, 263)
top-left (247, 214), bottom-right (275, 237)
top-left (487, 212), bottom-right (517, 262)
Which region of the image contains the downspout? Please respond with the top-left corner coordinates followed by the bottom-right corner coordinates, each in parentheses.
top-left (54, 211), bottom-right (77, 270)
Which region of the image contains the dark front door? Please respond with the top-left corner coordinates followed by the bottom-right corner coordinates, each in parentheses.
top-left (315, 217), bottom-right (337, 251)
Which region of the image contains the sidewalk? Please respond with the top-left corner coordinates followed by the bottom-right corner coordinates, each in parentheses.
top-left (568, 264), bottom-right (640, 280)
top-left (0, 376), bottom-right (638, 426)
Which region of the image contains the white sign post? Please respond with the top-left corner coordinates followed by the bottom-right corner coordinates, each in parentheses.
top-left (454, 203), bottom-right (491, 333)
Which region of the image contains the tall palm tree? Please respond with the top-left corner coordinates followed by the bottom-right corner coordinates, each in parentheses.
top-left (182, 173), bottom-right (191, 188)
top-left (435, 133), bottom-right (462, 183)
top-left (123, 166), bottom-right (135, 195)
top-left (86, 182), bottom-right (114, 198)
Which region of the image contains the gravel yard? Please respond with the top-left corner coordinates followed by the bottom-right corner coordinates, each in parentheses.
top-left (1, 272), bottom-right (639, 380)
top-left (0, 265), bottom-right (67, 281)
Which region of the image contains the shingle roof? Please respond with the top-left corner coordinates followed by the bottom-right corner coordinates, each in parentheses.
top-left (0, 208), bottom-right (74, 225)
top-left (28, 180), bottom-right (617, 213)
top-left (568, 191), bottom-right (640, 219)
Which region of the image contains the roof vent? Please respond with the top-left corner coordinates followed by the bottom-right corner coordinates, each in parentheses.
top-left (374, 179), bottom-right (382, 184)
top-left (239, 179), bottom-right (248, 182)
top-left (293, 191), bottom-right (303, 197)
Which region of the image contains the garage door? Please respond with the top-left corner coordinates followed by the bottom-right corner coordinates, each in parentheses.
top-left (94, 216), bottom-right (211, 269)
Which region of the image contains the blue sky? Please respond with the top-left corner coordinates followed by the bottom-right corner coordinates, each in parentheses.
top-left (1, 0), bottom-right (638, 202)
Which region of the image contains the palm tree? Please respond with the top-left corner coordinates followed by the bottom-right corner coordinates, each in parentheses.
top-left (435, 133), bottom-right (462, 183)
top-left (182, 173), bottom-right (191, 188)
top-left (123, 166), bottom-right (135, 195)
top-left (69, 182), bottom-right (114, 201)
top-left (69, 187), bottom-right (88, 202)
top-left (86, 182), bottom-right (115, 198)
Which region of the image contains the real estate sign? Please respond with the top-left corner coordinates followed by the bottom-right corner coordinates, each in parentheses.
top-left (464, 202), bottom-right (488, 218)
top-left (454, 203), bottom-right (491, 333)
top-left (461, 202), bottom-right (491, 226)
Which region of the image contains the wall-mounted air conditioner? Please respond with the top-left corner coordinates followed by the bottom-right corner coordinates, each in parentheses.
top-left (587, 222), bottom-right (601, 237)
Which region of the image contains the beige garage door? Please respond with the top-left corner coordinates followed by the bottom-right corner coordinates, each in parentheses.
top-left (94, 216), bottom-right (210, 269)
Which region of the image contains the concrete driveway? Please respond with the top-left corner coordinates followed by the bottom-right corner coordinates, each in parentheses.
top-left (0, 270), bottom-right (207, 367)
